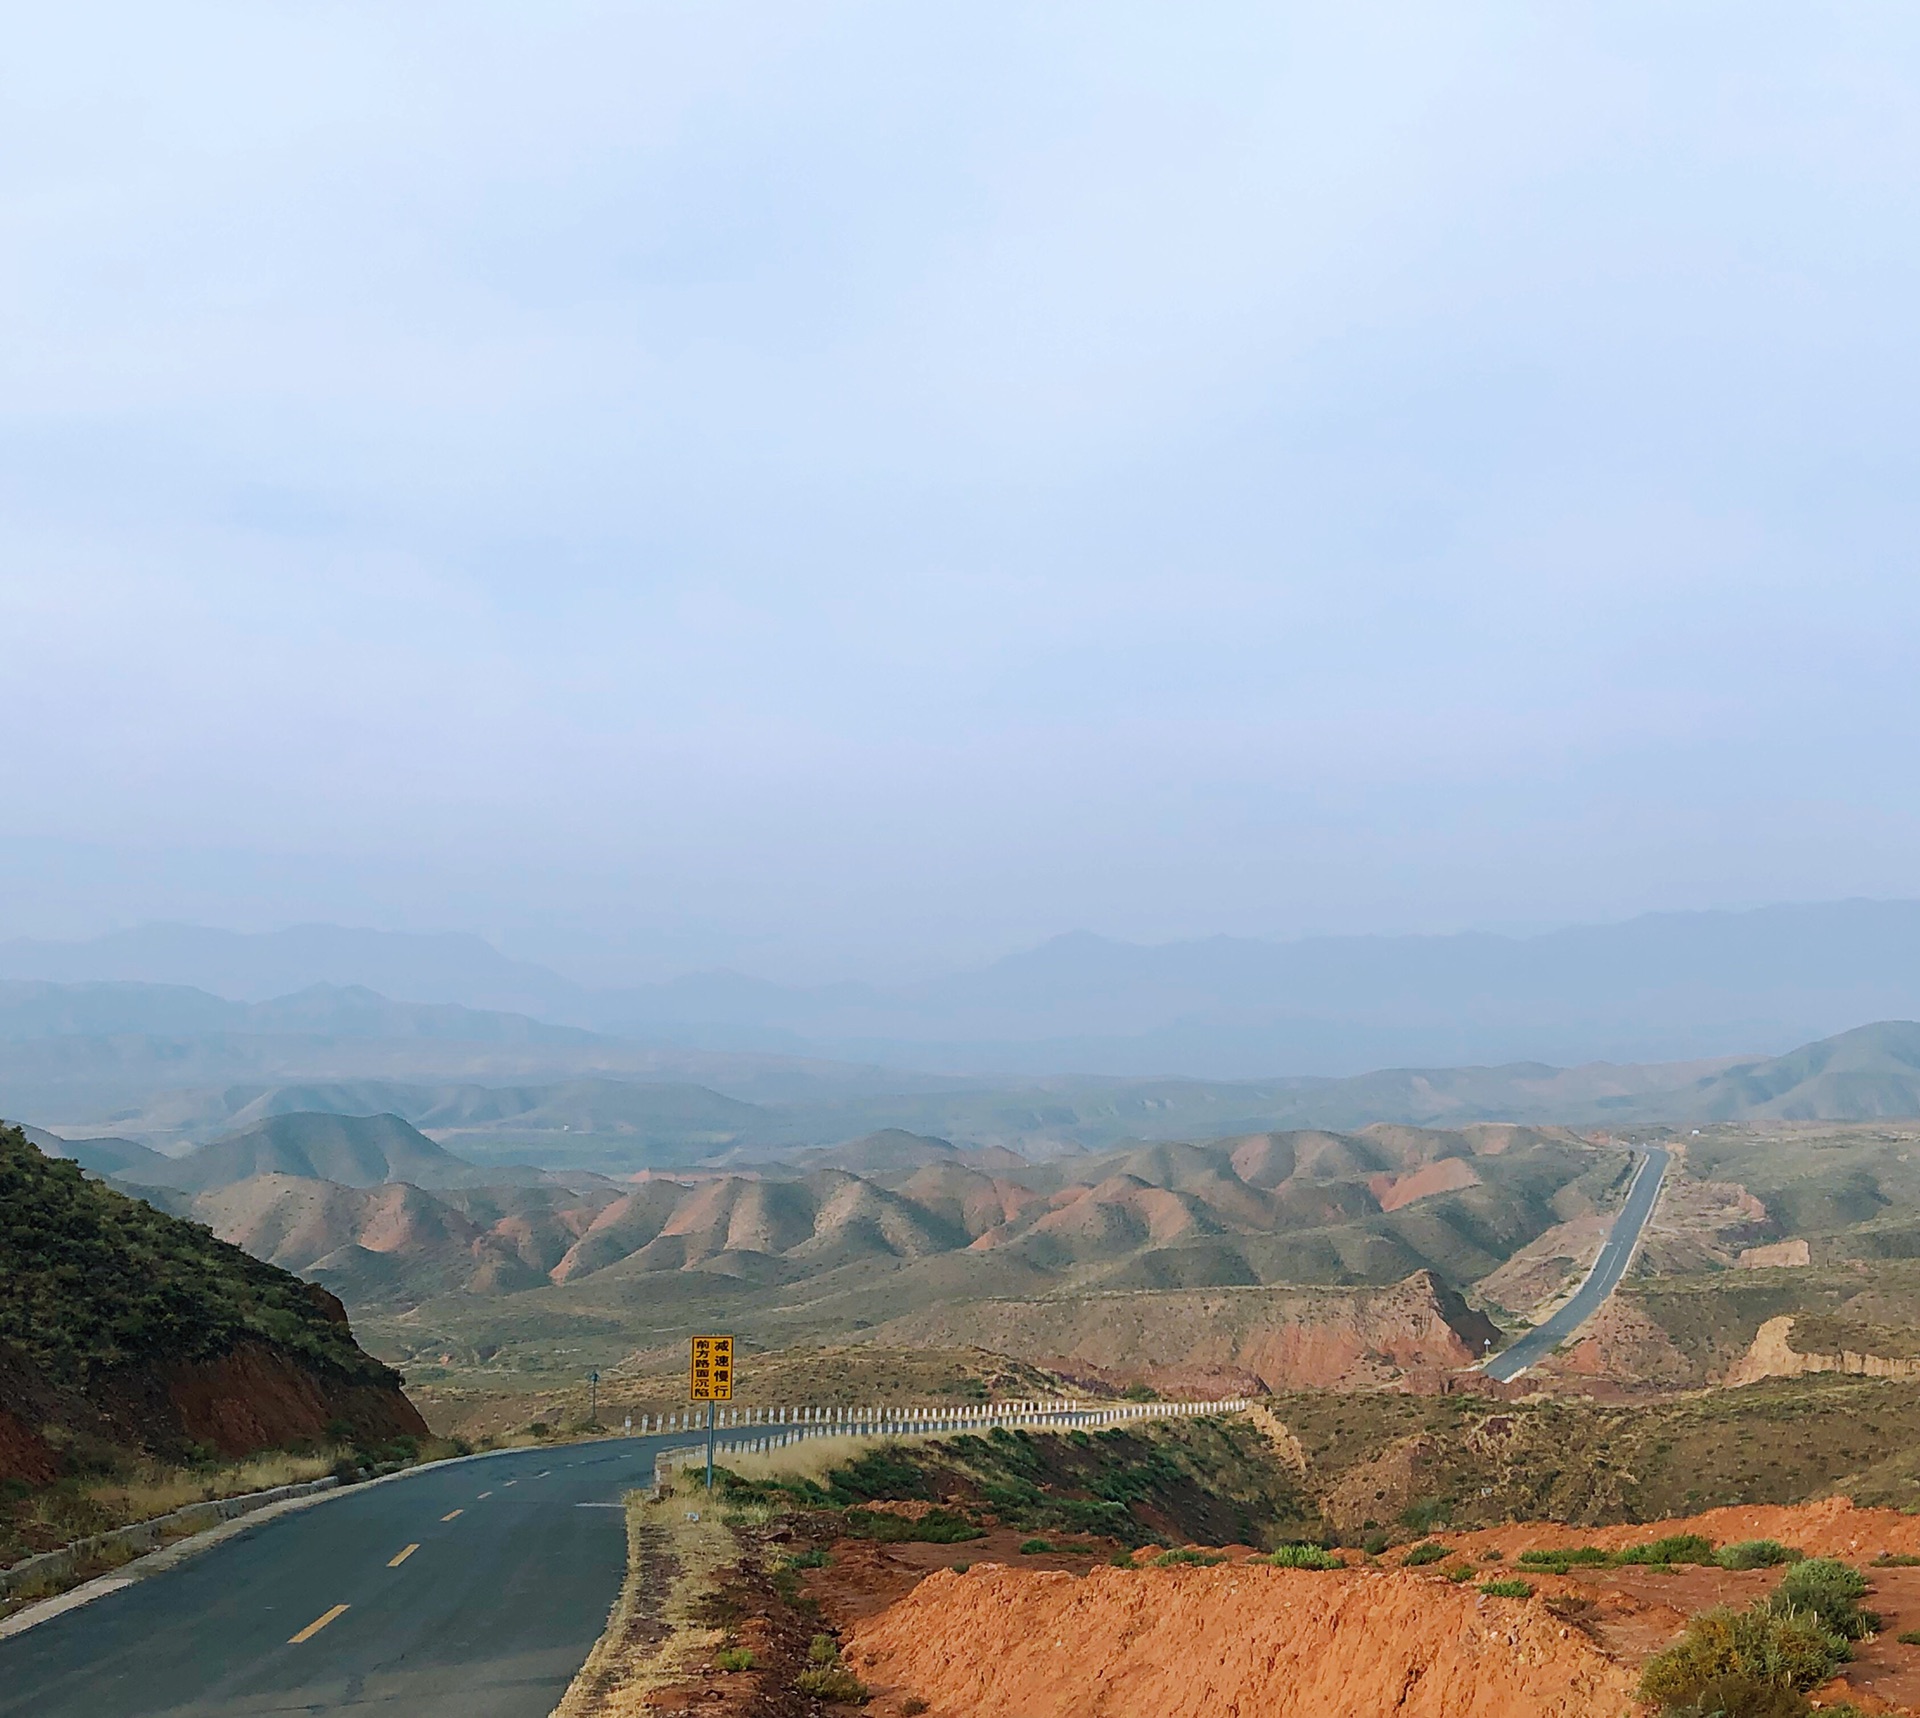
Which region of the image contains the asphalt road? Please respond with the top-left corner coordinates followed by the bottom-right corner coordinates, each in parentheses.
top-left (1482, 1145), bottom-right (1671, 1382)
top-left (0, 1436), bottom-right (671, 1718)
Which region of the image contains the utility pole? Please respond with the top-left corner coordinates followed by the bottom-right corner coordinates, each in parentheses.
top-left (588, 1369), bottom-right (599, 1426)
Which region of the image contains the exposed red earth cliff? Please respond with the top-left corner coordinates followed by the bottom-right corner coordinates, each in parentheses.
top-left (845, 1562), bottom-right (1636, 1718)
top-left (828, 1499), bottom-right (1920, 1718)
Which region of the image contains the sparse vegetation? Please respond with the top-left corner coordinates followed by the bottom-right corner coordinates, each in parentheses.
top-left (1480, 1578), bottom-right (1534, 1598)
top-left (715, 1646), bottom-right (754, 1671)
top-left (842, 1508), bottom-right (983, 1545)
top-left (795, 1633), bottom-right (868, 1703)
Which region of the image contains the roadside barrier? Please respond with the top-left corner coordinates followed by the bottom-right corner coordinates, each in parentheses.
top-left (649, 1395), bottom-right (1252, 1492)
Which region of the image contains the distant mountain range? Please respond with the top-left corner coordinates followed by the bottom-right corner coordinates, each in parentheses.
top-left (13, 1021), bottom-right (1920, 1176)
top-left (11, 900), bottom-right (1920, 1076)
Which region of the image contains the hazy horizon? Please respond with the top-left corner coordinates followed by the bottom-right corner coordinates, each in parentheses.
top-left (7, 6), bottom-right (1920, 983)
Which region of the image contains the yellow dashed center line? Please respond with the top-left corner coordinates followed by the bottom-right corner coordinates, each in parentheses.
top-left (477, 1491), bottom-right (492, 1499)
top-left (289, 1604), bottom-right (349, 1644)
top-left (441, 1509), bottom-right (463, 1521)
top-left (387, 1543), bottom-right (419, 1568)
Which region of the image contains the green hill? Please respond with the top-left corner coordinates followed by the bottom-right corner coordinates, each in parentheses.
top-left (0, 1121), bottom-right (424, 1484)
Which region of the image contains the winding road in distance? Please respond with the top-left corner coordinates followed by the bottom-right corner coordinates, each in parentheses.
top-left (0, 1436), bottom-right (669, 1718)
top-left (1482, 1145), bottom-right (1672, 1382)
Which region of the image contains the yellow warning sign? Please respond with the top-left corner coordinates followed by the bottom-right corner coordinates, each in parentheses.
top-left (689, 1334), bottom-right (734, 1401)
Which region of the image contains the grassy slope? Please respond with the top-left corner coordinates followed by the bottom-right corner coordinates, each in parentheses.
top-left (0, 1123), bottom-right (389, 1388)
top-left (1267, 1375), bottom-right (1920, 1529)
top-left (720, 1416), bottom-right (1313, 1552)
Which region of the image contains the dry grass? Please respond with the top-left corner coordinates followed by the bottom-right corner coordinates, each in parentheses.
top-left (81, 1450), bottom-right (340, 1525)
top-left (706, 1433), bottom-right (900, 1489)
top-left (550, 1480), bottom-right (738, 1717)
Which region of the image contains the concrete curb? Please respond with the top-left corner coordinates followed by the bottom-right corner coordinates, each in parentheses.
top-left (0, 1478), bottom-right (342, 1605)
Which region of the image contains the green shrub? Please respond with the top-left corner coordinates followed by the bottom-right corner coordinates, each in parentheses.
top-left (1481, 1579), bottom-right (1534, 1599)
top-left (1403, 1541), bottom-right (1448, 1566)
top-left (1771, 1559), bottom-right (1875, 1641)
top-left (796, 1634), bottom-right (868, 1703)
top-left (1519, 1545), bottom-right (1610, 1571)
top-left (1657, 1673), bottom-right (1810, 1718)
top-left (715, 1647), bottom-right (754, 1672)
top-left (1262, 1543), bottom-right (1342, 1570)
top-left (1897, 1629), bottom-right (1920, 1647)
top-left (1155, 1548), bottom-right (1225, 1567)
top-left (779, 1548), bottom-right (831, 1570)
top-left (842, 1508), bottom-right (982, 1545)
top-left (1019, 1538), bottom-right (1054, 1554)
top-left (1641, 1603), bottom-right (1844, 1709)
top-left (1400, 1498), bottom-right (1453, 1533)
top-left (951, 1561), bottom-right (970, 1574)
top-left (1619, 1534), bottom-right (1718, 1567)
top-left (794, 1665), bottom-right (868, 1703)
top-left (1107, 1549), bottom-right (1135, 1568)
top-left (1718, 1541), bottom-right (1802, 1571)
top-left (1446, 1564), bottom-right (1475, 1583)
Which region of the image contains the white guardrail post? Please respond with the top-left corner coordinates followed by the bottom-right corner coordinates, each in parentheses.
top-left (649, 1396), bottom-right (1252, 1489)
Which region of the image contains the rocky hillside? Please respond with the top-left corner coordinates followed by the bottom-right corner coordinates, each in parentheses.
top-left (875, 1271), bottom-right (1502, 1394)
top-left (0, 1122), bottom-right (425, 1486)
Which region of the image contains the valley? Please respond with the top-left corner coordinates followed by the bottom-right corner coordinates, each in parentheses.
top-left (14, 1026), bottom-right (1920, 1718)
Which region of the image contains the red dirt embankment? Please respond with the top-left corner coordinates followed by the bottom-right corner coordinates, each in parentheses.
top-left (831, 1500), bottom-right (1920, 1718)
top-left (847, 1562), bottom-right (1637, 1718)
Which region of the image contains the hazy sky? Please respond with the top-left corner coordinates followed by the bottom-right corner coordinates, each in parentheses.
top-left (5, 4), bottom-right (1920, 982)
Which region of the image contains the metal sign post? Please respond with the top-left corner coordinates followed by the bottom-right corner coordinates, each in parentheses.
top-left (688, 1335), bottom-right (735, 1490)
top-left (588, 1369), bottom-right (599, 1425)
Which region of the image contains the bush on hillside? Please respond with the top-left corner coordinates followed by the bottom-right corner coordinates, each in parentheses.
top-left (1262, 1543), bottom-right (1342, 1570)
top-left (1619, 1534), bottom-right (1719, 1566)
top-left (1519, 1544), bottom-right (1611, 1570)
top-left (1402, 1541), bottom-right (1448, 1566)
top-left (842, 1507), bottom-right (982, 1544)
top-left (1771, 1558), bottom-right (1876, 1641)
top-left (1718, 1541), bottom-right (1803, 1571)
top-left (1640, 1604), bottom-right (1844, 1711)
